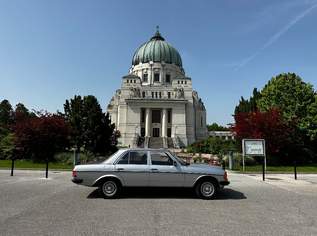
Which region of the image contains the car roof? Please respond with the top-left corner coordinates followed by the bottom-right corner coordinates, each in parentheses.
top-left (119, 148), bottom-right (170, 152)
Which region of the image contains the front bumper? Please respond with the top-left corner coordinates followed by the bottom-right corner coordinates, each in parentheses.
top-left (72, 178), bottom-right (83, 184)
top-left (219, 181), bottom-right (230, 186)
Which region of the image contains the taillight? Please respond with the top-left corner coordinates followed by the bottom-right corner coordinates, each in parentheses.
top-left (72, 170), bottom-right (77, 177)
top-left (224, 171), bottom-right (228, 181)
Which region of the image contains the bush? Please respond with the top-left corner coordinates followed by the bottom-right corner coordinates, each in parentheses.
top-left (223, 153), bottom-right (257, 169)
top-left (187, 137), bottom-right (237, 155)
top-left (54, 152), bottom-right (73, 165)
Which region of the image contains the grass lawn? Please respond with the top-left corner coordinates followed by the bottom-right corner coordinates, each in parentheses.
top-left (0, 160), bottom-right (73, 170)
top-left (236, 165), bottom-right (317, 173)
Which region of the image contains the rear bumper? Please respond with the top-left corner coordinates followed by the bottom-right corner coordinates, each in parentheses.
top-left (72, 178), bottom-right (83, 184)
top-left (219, 181), bottom-right (230, 186)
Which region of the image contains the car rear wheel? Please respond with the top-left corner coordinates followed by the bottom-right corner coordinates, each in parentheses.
top-left (100, 180), bottom-right (121, 199)
top-left (195, 180), bottom-right (217, 199)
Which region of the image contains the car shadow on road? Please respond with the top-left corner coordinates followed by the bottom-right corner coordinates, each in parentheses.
top-left (215, 188), bottom-right (247, 200)
top-left (87, 187), bottom-right (246, 200)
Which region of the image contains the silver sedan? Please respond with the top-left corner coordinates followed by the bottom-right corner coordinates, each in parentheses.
top-left (72, 148), bottom-right (230, 199)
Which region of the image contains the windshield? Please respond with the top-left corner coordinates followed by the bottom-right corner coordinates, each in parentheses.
top-left (169, 152), bottom-right (188, 166)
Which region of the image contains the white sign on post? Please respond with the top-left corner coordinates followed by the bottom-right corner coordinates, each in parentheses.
top-left (242, 139), bottom-right (266, 172)
top-left (243, 140), bottom-right (265, 156)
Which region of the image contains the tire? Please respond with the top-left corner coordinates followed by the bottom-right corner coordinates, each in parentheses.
top-left (100, 179), bottom-right (121, 199)
top-left (195, 180), bottom-right (218, 200)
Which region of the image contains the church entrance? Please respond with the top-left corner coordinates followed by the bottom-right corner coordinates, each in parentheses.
top-left (151, 109), bottom-right (161, 137)
top-left (153, 128), bottom-right (160, 137)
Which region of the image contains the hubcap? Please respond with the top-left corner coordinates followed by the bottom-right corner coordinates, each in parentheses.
top-left (201, 182), bottom-right (215, 197)
top-left (103, 181), bottom-right (117, 196)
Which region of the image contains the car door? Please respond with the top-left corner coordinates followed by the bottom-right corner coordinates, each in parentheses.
top-left (149, 151), bottom-right (184, 187)
top-left (114, 150), bottom-right (149, 187)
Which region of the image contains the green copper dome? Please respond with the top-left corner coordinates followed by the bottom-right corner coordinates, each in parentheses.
top-left (132, 30), bottom-right (182, 67)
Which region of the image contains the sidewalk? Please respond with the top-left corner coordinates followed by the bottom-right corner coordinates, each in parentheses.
top-left (243, 173), bottom-right (317, 195)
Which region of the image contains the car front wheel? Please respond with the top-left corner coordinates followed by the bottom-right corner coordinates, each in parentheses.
top-left (195, 180), bottom-right (217, 199)
top-left (100, 180), bottom-right (121, 199)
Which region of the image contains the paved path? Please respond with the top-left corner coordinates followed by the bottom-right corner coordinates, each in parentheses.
top-left (0, 170), bottom-right (316, 236)
top-left (245, 173), bottom-right (317, 195)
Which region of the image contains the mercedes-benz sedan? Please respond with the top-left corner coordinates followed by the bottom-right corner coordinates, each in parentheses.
top-left (72, 148), bottom-right (229, 199)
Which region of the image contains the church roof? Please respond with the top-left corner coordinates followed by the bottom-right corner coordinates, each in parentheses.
top-left (123, 74), bottom-right (139, 79)
top-left (132, 28), bottom-right (182, 68)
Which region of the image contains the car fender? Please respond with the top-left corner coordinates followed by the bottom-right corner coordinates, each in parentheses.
top-left (92, 174), bottom-right (124, 187)
top-left (193, 175), bottom-right (220, 188)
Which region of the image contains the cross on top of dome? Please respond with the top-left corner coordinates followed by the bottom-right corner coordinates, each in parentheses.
top-left (150, 26), bottom-right (165, 41)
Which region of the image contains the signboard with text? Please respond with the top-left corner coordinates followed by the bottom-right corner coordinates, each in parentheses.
top-left (242, 139), bottom-right (265, 156)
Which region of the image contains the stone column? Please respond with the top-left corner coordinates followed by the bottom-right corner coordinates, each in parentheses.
top-left (145, 108), bottom-right (151, 137)
top-left (162, 108), bottom-right (167, 137)
top-left (149, 61), bottom-right (153, 85)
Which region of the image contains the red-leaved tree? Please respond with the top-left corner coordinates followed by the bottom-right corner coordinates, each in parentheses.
top-left (232, 108), bottom-right (296, 155)
top-left (14, 113), bottom-right (70, 162)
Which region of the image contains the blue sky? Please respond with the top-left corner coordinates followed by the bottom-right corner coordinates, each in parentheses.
top-left (1, 0), bottom-right (317, 126)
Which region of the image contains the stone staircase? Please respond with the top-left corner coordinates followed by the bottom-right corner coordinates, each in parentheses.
top-left (137, 136), bottom-right (145, 148)
top-left (141, 137), bottom-right (176, 149)
top-left (167, 138), bottom-right (174, 148)
top-left (148, 137), bottom-right (164, 148)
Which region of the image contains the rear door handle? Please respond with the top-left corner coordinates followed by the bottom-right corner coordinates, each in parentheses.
top-left (117, 168), bottom-right (124, 171)
top-left (151, 168), bottom-right (158, 171)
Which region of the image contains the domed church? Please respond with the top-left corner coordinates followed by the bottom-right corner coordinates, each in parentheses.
top-left (107, 28), bottom-right (208, 148)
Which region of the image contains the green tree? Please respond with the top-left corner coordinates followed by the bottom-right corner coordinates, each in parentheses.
top-left (258, 73), bottom-right (314, 122)
top-left (257, 73), bottom-right (316, 143)
top-left (0, 99), bottom-right (13, 127)
top-left (0, 133), bottom-right (15, 160)
top-left (207, 123), bottom-right (229, 131)
top-left (249, 88), bottom-right (261, 112)
top-left (0, 100), bottom-right (14, 160)
top-left (64, 95), bottom-right (85, 159)
top-left (234, 88), bottom-right (261, 114)
top-left (302, 95), bottom-right (317, 140)
top-left (64, 95), bottom-right (118, 160)
top-left (13, 103), bottom-right (35, 123)
top-left (82, 95), bottom-right (117, 155)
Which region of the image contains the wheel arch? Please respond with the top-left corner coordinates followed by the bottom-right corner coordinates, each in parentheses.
top-left (193, 175), bottom-right (220, 189)
top-left (92, 175), bottom-right (123, 187)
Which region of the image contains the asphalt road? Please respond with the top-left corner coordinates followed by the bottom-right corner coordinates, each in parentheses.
top-left (0, 170), bottom-right (316, 236)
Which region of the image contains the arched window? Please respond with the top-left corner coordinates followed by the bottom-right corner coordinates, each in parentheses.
top-left (166, 74), bottom-right (171, 83)
top-left (154, 73), bottom-right (160, 82)
top-left (143, 74), bottom-right (148, 82)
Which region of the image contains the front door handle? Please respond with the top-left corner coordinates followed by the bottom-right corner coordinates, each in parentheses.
top-left (151, 168), bottom-right (158, 171)
top-left (117, 168), bottom-right (124, 171)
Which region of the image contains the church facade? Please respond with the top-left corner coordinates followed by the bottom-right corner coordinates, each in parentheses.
top-left (107, 29), bottom-right (208, 148)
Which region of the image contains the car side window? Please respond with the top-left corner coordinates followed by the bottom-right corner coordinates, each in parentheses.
top-left (129, 151), bottom-right (147, 165)
top-left (117, 151), bottom-right (147, 165)
top-left (150, 152), bottom-right (173, 165)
